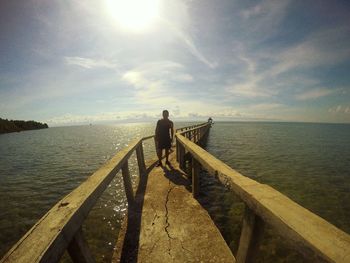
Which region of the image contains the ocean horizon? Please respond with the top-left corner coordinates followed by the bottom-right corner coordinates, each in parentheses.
top-left (45, 119), bottom-right (350, 128)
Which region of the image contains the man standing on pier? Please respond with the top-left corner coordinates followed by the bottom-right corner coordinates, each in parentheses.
top-left (155, 110), bottom-right (174, 166)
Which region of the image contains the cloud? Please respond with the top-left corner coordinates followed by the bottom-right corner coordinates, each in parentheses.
top-left (188, 112), bottom-right (199, 118)
top-left (46, 111), bottom-right (161, 126)
top-left (240, 0), bottom-right (291, 38)
top-left (122, 61), bottom-right (193, 104)
top-left (225, 58), bottom-right (278, 98)
top-left (248, 103), bottom-right (285, 111)
top-left (186, 108), bottom-right (242, 119)
top-left (172, 105), bottom-right (180, 116)
top-left (328, 105), bottom-right (350, 114)
top-left (295, 88), bottom-right (334, 100)
top-left (45, 104), bottom-right (244, 125)
top-left (2, 0), bottom-right (350, 124)
top-left (162, 19), bottom-right (217, 69)
top-left (225, 23), bottom-right (350, 101)
top-left (225, 46), bottom-right (275, 98)
top-left (237, 53), bottom-right (257, 74)
top-left (123, 61), bottom-right (191, 85)
top-left (65, 56), bottom-right (117, 69)
top-left (226, 80), bottom-right (275, 98)
top-left (174, 29), bottom-right (217, 69)
top-left (269, 27), bottom-right (350, 75)
top-left (212, 109), bottom-right (242, 118)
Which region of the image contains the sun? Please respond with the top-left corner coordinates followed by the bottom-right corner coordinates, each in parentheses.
top-left (105, 0), bottom-right (160, 32)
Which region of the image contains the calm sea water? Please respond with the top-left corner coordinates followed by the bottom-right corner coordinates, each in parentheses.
top-left (200, 122), bottom-right (350, 262)
top-left (0, 122), bottom-right (349, 262)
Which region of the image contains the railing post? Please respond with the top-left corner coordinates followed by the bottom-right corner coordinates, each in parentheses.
top-left (121, 160), bottom-right (134, 205)
top-left (179, 143), bottom-right (185, 170)
top-left (176, 138), bottom-right (179, 162)
top-left (236, 206), bottom-right (265, 263)
top-left (136, 143), bottom-right (146, 175)
top-left (67, 227), bottom-right (95, 263)
top-left (192, 157), bottom-right (200, 198)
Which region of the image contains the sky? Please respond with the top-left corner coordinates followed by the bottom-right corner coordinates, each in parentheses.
top-left (1, 0), bottom-right (350, 125)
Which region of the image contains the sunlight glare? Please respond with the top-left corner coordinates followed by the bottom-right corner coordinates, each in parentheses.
top-left (106, 0), bottom-right (160, 32)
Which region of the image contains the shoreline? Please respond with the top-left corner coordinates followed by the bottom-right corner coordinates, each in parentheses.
top-left (0, 118), bottom-right (49, 134)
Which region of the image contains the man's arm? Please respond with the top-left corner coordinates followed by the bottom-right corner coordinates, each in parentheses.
top-left (155, 120), bottom-right (160, 141)
top-left (170, 121), bottom-right (174, 142)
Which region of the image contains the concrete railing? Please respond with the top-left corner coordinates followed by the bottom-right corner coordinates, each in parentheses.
top-left (175, 129), bottom-right (350, 263)
top-left (176, 122), bottom-right (212, 198)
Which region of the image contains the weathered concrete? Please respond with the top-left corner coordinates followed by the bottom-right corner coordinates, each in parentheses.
top-left (113, 151), bottom-right (235, 263)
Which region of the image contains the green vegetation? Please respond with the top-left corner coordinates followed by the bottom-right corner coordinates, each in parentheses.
top-left (0, 118), bottom-right (48, 134)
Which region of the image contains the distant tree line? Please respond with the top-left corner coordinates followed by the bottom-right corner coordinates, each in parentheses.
top-left (0, 118), bottom-right (49, 134)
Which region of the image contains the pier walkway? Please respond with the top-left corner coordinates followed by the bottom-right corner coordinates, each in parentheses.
top-left (112, 153), bottom-right (235, 262)
top-left (1, 122), bottom-right (350, 263)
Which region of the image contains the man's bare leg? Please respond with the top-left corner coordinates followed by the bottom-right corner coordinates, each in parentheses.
top-left (157, 148), bottom-right (162, 166)
top-left (165, 148), bottom-right (170, 164)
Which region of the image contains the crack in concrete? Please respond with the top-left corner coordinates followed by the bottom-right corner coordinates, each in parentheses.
top-left (144, 236), bottom-right (161, 262)
top-left (150, 204), bottom-right (158, 226)
top-left (165, 181), bottom-right (175, 260)
top-left (165, 186), bottom-right (175, 239)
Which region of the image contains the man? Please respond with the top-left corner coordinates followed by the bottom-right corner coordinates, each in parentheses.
top-left (155, 110), bottom-right (174, 166)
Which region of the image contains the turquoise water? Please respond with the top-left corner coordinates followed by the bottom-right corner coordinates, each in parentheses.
top-left (0, 122), bottom-right (349, 262)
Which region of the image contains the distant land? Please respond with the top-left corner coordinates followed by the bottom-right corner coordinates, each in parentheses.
top-left (0, 118), bottom-right (49, 134)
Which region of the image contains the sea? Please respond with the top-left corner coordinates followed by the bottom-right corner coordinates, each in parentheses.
top-left (0, 122), bottom-right (349, 262)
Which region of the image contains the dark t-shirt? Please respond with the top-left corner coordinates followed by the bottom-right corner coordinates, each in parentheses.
top-left (156, 119), bottom-right (173, 149)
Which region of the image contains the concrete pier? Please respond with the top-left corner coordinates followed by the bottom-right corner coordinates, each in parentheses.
top-left (113, 151), bottom-right (235, 262)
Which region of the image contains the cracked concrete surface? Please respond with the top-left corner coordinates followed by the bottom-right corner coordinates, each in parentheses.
top-left (164, 184), bottom-right (175, 258)
top-left (113, 152), bottom-right (235, 263)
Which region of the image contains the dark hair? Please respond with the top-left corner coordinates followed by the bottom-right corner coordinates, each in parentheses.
top-left (163, 110), bottom-right (169, 115)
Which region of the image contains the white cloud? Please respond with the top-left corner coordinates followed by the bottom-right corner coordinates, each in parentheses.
top-left (269, 27), bottom-right (350, 76)
top-left (3, 0), bottom-right (350, 125)
top-left (238, 53), bottom-right (257, 74)
top-left (45, 103), bottom-right (245, 125)
top-left (240, 0), bottom-right (291, 37)
top-left (46, 111), bottom-right (160, 126)
top-left (226, 83), bottom-right (272, 98)
top-left (248, 103), bottom-right (285, 111)
top-left (172, 105), bottom-right (180, 116)
top-left (122, 61), bottom-right (193, 104)
top-left (211, 109), bottom-right (242, 118)
top-left (226, 24), bottom-right (350, 101)
top-left (155, 0), bottom-right (217, 69)
top-left (65, 56), bottom-right (117, 69)
top-left (225, 75), bottom-right (277, 98)
top-left (163, 19), bottom-right (217, 68)
top-left (295, 88), bottom-right (334, 100)
top-left (241, 4), bottom-right (262, 19)
top-left (328, 105), bottom-right (350, 114)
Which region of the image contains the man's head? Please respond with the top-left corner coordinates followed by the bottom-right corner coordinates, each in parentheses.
top-left (162, 110), bottom-right (169, 119)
